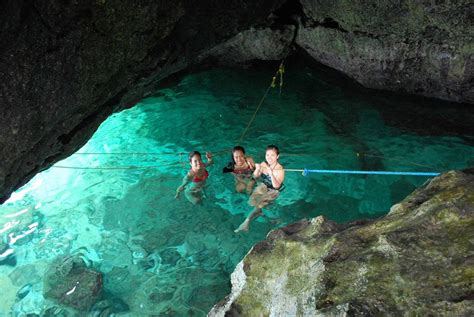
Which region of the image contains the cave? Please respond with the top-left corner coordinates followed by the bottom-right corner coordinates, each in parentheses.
top-left (1, 1), bottom-right (473, 315)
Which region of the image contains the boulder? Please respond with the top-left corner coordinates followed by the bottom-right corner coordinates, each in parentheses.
top-left (210, 169), bottom-right (474, 316)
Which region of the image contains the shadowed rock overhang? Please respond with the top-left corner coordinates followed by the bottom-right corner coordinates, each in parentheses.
top-left (0, 0), bottom-right (472, 202)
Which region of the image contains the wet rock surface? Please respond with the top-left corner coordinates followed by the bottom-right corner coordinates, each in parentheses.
top-left (210, 169), bottom-right (474, 316)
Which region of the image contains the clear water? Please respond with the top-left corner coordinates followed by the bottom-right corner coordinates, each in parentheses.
top-left (1, 63), bottom-right (473, 315)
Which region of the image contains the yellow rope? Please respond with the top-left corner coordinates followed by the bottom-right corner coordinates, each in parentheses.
top-left (237, 61), bottom-right (285, 144)
top-left (58, 62), bottom-right (441, 173)
top-left (62, 62), bottom-right (286, 171)
top-left (236, 85), bottom-right (272, 145)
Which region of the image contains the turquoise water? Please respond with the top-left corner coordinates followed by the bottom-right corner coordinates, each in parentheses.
top-left (1, 64), bottom-right (473, 315)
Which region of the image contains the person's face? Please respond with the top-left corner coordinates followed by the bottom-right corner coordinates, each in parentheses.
top-left (265, 149), bottom-right (279, 165)
top-left (233, 150), bottom-right (245, 166)
top-left (190, 154), bottom-right (203, 170)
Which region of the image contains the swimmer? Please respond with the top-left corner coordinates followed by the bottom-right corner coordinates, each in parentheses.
top-left (175, 151), bottom-right (213, 205)
top-left (223, 145), bottom-right (256, 194)
top-left (235, 145), bottom-right (285, 232)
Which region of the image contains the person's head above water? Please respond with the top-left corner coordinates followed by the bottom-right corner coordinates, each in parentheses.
top-left (188, 151), bottom-right (203, 170)
top-left (232, 145), bottom-right (246, 166)
top-left (265, 144), bottom-right (280, 166)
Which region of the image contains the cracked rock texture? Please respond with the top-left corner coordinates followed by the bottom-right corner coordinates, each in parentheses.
top-left (210, 169), bottom-right (474, 316)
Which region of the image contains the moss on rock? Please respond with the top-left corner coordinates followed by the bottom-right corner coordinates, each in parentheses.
top-left (210, 170), bottom-right (474, 316)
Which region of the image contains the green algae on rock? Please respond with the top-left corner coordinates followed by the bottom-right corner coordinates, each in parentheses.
top-left (210, 169), bottom-right (474, 316)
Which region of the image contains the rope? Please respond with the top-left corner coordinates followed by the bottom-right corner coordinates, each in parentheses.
top-left (71, 61), bottom-right (285, 164)
top-left (236, 85), bottom-right (272, 145)
top-left (71, 150), bottom-right (439, 172)
top-left (51, 163), bottom-right (440, 177)
top-left (104, 61), bottom-right (286, 155)
top-left (284, 152), bottom-right (438, 170)
top-left (237, 61), bottom-right (285, 144)
top-left (53, 62), bottom-right (444, 177)
top-left (287, 168), bottom-right (440, 177)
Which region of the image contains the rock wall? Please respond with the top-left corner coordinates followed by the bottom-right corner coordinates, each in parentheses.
top-left (198, 26), bottom-right (296, 65)
top-left (210, 169), bottom-right (474, 316)
top-left (0, 0), bottom-right (285, 203)
top-left (296, 0), bottom-right (474, 103)
top-left (0, 0), bottom-right (472, 202)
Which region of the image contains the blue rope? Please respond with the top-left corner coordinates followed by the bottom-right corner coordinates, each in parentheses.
top-left (302, 168), bottom-right (439, 177)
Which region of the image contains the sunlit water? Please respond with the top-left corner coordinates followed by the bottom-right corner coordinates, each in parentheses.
top-left (1, 63), bottom-right (473, 315)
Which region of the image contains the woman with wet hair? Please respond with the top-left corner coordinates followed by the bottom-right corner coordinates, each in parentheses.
top-left (175, 151), bottom-right (213, 205)
top-left (223, 145), bottom-right (256, 194)
top-left (235, 145), bottom-right (285, 232)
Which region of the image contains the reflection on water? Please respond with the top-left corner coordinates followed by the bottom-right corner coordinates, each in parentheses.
top-left (1, 64), bottom-right (473, 315)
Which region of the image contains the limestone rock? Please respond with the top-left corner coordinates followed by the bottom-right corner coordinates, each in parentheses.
top-left (211, 169), bottom-right (474, 316)
top-left (296, 0), bottom-right (474, 103)
top-left (199, 26), bottom-right (295, 65)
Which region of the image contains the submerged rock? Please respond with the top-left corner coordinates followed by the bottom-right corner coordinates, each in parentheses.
top-left (16, 283), bottom-right (32, 300)
top-left (90, 297), bottom-right (130, 316)
top-left (43, 255), bottom-right (103, 311)
top-left (0, 242), bottom-right (16, 266)
top-left (210, 169), bottom-right (474, 316)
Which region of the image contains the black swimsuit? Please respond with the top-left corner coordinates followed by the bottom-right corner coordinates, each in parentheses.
top-left (223, 162), bottom-right (253, 177)
top-left (261, 173), bottom-right (284, 191)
